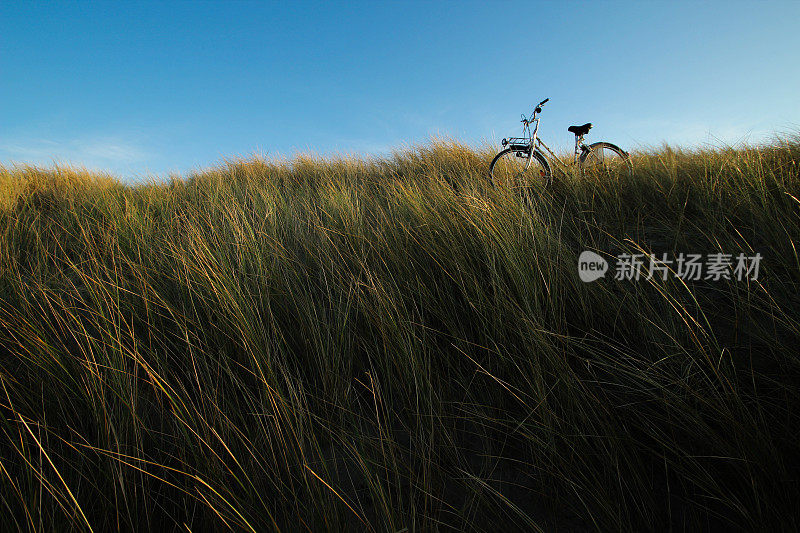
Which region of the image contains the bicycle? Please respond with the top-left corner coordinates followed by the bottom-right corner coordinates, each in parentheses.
top-left (489, 98), bottom-right (632, 194)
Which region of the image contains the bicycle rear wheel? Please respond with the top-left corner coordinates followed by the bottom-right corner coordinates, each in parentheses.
top-left (489, 148), bottom-right (551, 194)
top-left (579, 142), bottom-right (632, 176)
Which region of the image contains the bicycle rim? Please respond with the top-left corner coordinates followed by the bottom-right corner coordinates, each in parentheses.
top-left (580, 142), bottom-right (631, 176)
top-left (491, 149), bottom-right (549, 193)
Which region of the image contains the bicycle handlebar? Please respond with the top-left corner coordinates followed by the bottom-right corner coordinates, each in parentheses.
top-left (532, 98), bottom-right (549, 117)
top-left (521, 98), bottom-right (550, 124)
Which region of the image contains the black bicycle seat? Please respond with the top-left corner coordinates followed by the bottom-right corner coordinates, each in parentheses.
top-left (568, 123), bottom-right (592, 136)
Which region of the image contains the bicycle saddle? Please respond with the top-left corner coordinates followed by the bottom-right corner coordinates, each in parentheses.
top-left (568, 123), bottom-right (592, 136)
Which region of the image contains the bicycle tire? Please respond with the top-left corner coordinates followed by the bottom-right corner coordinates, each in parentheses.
top-left (579, 142), bottom-right (632, 176)
top-left (489, 148), bottom-right (552, 194)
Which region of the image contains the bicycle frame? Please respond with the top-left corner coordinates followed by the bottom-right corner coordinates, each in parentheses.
top-left (521, 115), bottom-right (588, 172)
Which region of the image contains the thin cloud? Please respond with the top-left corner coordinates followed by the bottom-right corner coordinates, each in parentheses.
top-left (0, 136), bottom-right (150, 176)
top-left (620, 118), bottom-right (773, 150)
top-left (76, 139), bottom-right (147, 162)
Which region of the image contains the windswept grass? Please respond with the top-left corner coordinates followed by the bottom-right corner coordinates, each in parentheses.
top-left (0, 138), bottom-right (799, 531)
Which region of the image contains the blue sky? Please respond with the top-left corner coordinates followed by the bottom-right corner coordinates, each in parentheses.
top-left (1, 1), bottom-right (799, 180)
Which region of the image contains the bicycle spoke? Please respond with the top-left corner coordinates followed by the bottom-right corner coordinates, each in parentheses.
top-left (492, 151), bottom-right (530, 189)
top-left (490, 148), bottom-right (551, 198)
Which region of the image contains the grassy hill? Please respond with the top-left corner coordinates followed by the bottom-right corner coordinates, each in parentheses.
top-left (1, 139), bottom-right (799, 531)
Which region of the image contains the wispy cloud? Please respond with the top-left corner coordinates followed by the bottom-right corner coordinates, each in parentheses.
top-left (0, 135), bottom-right (151, 177)
top-left (619, 118), bottom-right (775, 151)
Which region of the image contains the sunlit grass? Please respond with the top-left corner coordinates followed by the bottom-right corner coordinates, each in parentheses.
top-left (0, 137), bottom-right (799, 530)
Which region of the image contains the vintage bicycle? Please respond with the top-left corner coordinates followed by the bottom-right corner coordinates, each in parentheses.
top-left (489, 98), bottom-right (632, 193)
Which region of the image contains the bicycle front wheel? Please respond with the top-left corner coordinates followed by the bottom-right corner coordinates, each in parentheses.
top-left (579, 142), bottom-right (632, 176)
top-left (489, 148), bottom-right (551, 193)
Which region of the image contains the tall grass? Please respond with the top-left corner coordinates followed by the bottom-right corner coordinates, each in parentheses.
top-left (0, 138), bottom-right (799, 531)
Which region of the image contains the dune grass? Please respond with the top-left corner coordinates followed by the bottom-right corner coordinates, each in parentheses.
top-left (0, 138), bottom-right (799, 531)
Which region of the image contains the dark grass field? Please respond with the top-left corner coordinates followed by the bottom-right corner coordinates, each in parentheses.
top-left (1, 138), bottom-right (799, 531)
